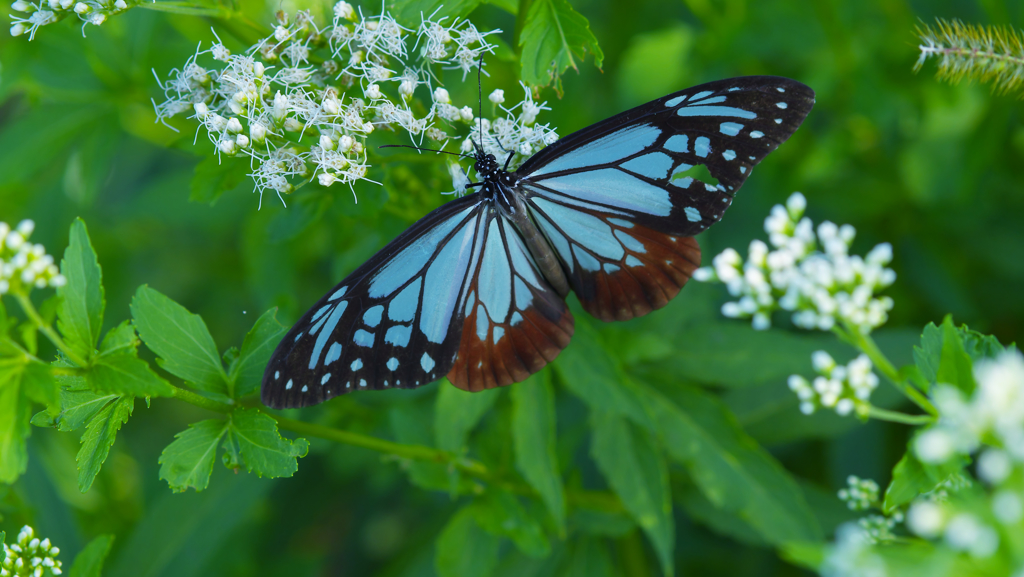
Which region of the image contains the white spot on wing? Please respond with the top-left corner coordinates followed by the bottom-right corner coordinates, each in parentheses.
top-left (321, 373), bottom-right (331, 385)
top-left (286, 379), bottom-right (293, 390)
top-left (750, 131), bottom-right (764, 139)
top-left (421, 353), bottom-right (435, 372)
top-left (685, 207), bottom-right (701, 222)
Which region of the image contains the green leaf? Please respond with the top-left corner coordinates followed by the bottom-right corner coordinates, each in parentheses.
top-left (590, 412), bottom-right (673, 577)
top-left (937, 316), bottom-right (976, 394)
top-left (159, 419), bottom-right (229, 492)
top-left (231, 309), bottom-right (286, 398)
top-left (647, 385), bottom-right (822, 544)
top-left (473, 492), bottom-right (551, 559)
top-left (77, 396), bottom-right (133, 492)
top-left (959, 327), bottom-right (1008, 361)
top-left (87, 352), bottom-right (175, 397)
top-left (553, 320), bottom-right (652, 430)
top-left (57, 218), bottom-right (105, 362)
top-left (0, 368), bottom-right (32, 483)
top-left (190, 155), bottom-right (248, 205)
top-left (511, 372), bottom-right (566, 534)
top-left (53, 387), bottom-right (119, 432)
top-left (570, 508), bottom-right (635, 537)
top-left (22, 361), bottom-right (59, 414)
top-left (883, 451), bottom-right (969, 513)
top-left (436, 506), bottom-right (501, 577)
top-left (131, 286), bottom-right (227, 394)
top-left (69, 534), bottom-right (115, 577)
top-left (518, 0), bottom-right (604, 90)
top-left (98, 321), bottom-right (139, 357)
top-left (434, 383), bottom-right (502, 452)
top-left (228, 408), bottom-right (308, 478)
top-left (561, 537), bottom-right (615, 577)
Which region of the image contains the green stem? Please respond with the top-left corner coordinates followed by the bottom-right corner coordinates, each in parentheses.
top-left (834, 323), bottom-right (938, 416)
top-left (170, 384), bottom-right (235, 413)
top-left (272, 414), bottom-right (624, 513)
top-left (14, 293), bottom-right (90, 368)
top-left (164, 384), bottom-right (624, 513)
top-left (866, 406), bottom-right (935, 426)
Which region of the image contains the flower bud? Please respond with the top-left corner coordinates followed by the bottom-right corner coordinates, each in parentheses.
top-left (283, 118), bottom-right (302, 132)
top-left (365, 84), bottom-right (382, 99)
top-left (488, 89), bottom-right (504, 104)
top-left (338, 135), bottom-right (354, 152)
top-left (235, 134), bottom-right (250, 148)
top-left (459, 106), bottom-right (473, 122)
top-left (433, 87), bottom-right (450, 103)
top-left (218, 139), bottom-right (237, 155)
top-left (12, 0), bottom-right (31, 11)
top-left (114, 0), bottom-right (126, 8)
top-left (193, 102), bottom-right (210, 118)
top-left (10, 23), bottom-right (26, 36)
top-left (226, 117), bottom-right (243, 133)
top-left (73, 1), bottom-right (88, 13)
top-left (318, 172), bottom-right (338, 186)
top-left (249, 122), bottom-right (267, 142)
top-left (333, 0), bottom-right (353, 20)
top-left (319, 135), bottom-right (335, 150)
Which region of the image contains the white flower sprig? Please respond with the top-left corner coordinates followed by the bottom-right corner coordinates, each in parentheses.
top-left (914, 350), bottom-right (1024, 466)
top-left (0, 220), bottom-right (65, 296)
top-left (9, 0), bottom-right (132, 39)
top-left (152, 4), bottom-right (559, 206)
top-left (1, 525), bottom-right (62, 577)
top-left (694, 192), bottom-right (896, 334)
top-left (787, 352), bottom-right (880, 417)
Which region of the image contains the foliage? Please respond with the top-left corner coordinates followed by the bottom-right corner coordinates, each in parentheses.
top-left (1, 0), bottom-right (1023, 576)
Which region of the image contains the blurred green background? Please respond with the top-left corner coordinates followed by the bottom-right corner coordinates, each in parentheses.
top-left (1, 0), bottom-right (1022, 575)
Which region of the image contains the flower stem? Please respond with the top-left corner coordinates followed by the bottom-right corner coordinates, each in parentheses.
top-left (866, 406), bottom-right (935, 426)
top-left (13, 293), bottom-right (90, 368)
top-left (834, 323), bottom-right (938, 417)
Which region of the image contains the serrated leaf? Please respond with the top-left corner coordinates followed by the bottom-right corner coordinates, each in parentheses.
top-left (159, 419), bottom-right (229, 492)
top-left (959, 327), bottom-right (1008, 361)
top-left (435, 383), bottom-right (502, 452)
top-left (436, 506), bottom-right (501, 577)
top-left (228, 408), bottom-right (308, 478)
top-left (77, 396), bottom-right (133, 492)
top-left (518, 0), bottom-right (604, 91)
top-left (511, 372), bottom-right (566, 534)
top-left (98, 321), bottom-right (138, 357)
top-left (590, 411), bottom-right (673, 577)
top-left (190, 155), bottom-right (247, 205)
top-left (473, 492), bottom-right (550, 558)
top-left (87, 352), bottom-right (175, 397)
top-left (231, 309), bottom-right (286, 398)
top-left (69, 534), bottom-right (114, 577)
top-left (54, 387), bottom-right (119, 432)
top-left (131, 286), bottom-right (227, 393)
top-left (648, 385), bottom-right (821, 544)
top-left (883, 451), bottom-right (969, 513)
top-left (57, 218), bottom-right (105, 363)
top-left (553, 319), bottom-right (652, 430)
top-left (938, 316), bottom-right (976, 394)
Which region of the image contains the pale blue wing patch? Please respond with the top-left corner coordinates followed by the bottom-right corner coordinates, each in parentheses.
top-left (535, 169), bottom-right (672, 216)
top-left (530, 123), bottom-right (661, 177)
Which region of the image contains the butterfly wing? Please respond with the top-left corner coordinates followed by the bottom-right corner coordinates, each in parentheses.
top-left (516, 76), bottom-right (814, 321)
top-left (262, 194), bottom-right (487, 409)
top-left (448, 211), bottom-right (574, 392)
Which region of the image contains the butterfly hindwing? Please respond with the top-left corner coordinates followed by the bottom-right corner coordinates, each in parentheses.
top-left (262, 194), bottom-right (486, 409)
top-left (517, 76), bottom-right (814, 321)
top-left (449, 212), bottom-right (574, 391)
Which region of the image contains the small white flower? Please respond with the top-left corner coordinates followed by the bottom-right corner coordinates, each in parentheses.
top-left (73, 1), bottom-right (88, 13)
top-left (459, 105), bottom-right (474, 122)
top-left (218, 139), bottom-right (237, 155)
top-left (488, 89), bottom-right (504, 104)
top-left (365, 84), bottom-right (382, 99)
top-left (12, 0), bottom-right (31, 11)
top-left (318, 172), bottom-right (337, 186)
top-left (11, 23), bottom-right (27, 36)
top-left (915, 429), bottom-right (956, 463)
top-left (333, 0), bottom-right (353, 20)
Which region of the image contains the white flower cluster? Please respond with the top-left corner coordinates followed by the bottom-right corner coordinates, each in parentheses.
top-left (914, 350), bottom-right (1024, 468)
top-left (819, 523), bottom-right (886, 577)
top-left (0, 220), bottom-right (65, 296)
top-left (787, 352), bottom-right (879, 416)
top-left (837, 475), bottom-right (880, 511)
top-left (1, 526), bottom-right (62, 577)
top-left (153, 4), bottom-right (558, 205)
top-left (9, 0), bottom-right (130, 39)
top-left (906, 502), bottom-right (1002, 558)
top-left (855, 512), bottom-right (902, 544)
top-left (694, 193), bottom-right (896, 334)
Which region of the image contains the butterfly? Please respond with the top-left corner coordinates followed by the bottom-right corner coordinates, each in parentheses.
top-left (261, 76), bottom-right (814, 409)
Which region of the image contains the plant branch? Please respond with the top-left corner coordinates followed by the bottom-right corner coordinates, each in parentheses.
top-left (865, 406), bottom-right (936, 426)
top-left (834, 322), bottom-right (937, 417)
top-left (169, 383), bottom-right (235, 413)
top-left (13, 293), bottom-right (90, 368)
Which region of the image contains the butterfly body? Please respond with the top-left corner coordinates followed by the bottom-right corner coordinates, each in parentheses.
top-left (262, 76), bottom-right (815, 409)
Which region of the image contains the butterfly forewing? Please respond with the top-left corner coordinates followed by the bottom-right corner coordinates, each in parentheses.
top-left (262, 195), bottom-right (486, 409)
top-left (517, 76), bottom-right (814, 321)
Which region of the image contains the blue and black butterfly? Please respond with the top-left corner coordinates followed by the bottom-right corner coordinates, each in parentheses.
top-left (261, 76), bottom-right (814, 409)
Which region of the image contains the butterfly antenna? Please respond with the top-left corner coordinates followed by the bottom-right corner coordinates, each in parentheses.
top-left (475, 53), bottom-right (485, 155)
top-left (378, 144), bottom-right (474, 159)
